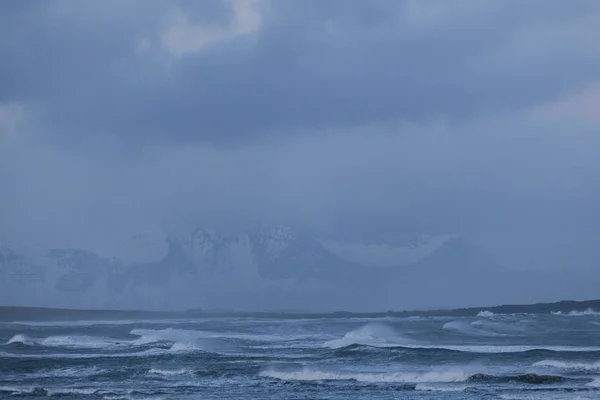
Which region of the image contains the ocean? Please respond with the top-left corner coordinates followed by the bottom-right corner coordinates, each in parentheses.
top-left (2, 310), bottom-right (600, 399)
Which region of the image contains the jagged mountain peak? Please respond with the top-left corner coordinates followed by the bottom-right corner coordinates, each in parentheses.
top-left (248, 224), bottom-right (298, 263)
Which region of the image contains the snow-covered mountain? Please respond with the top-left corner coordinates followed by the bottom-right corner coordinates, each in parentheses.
top-left (319, 234), bottom-right (455, 267)
top-left (1, 226), bottom-right (592, 311)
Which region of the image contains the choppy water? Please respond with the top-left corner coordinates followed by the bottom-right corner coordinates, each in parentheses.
top-left (2, 311), bottom-right (600, 399)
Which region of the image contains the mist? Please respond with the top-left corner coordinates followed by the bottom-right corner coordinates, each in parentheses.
top-left (1, 0), bottom-right (600, 311)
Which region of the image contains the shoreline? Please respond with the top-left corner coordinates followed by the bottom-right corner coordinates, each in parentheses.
top-left (1, 298), bottom-right (600, 322)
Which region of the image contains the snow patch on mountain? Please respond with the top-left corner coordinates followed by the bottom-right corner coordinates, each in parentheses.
top-left (319, 234), bottom-right (455, 267)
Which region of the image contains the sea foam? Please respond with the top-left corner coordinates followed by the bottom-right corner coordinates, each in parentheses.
top-left (260, 368), bottom-right (471, 383)
top-left (324, 323), bottom-right (412, 349)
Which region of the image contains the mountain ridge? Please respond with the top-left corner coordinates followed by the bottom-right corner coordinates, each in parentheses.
top-left (1, 225), bottom-right (595, 311)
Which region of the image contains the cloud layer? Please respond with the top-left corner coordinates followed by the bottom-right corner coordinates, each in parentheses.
top-left (1, 0), bottom-right (599, 269)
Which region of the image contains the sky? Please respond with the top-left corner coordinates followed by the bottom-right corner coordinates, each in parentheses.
top-left (1, 0), bottom-right (600, 262)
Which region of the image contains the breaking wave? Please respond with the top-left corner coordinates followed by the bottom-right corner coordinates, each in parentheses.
top-left (0, 347), bottom-right (169, 359)
top-left (551, 308), bottom-right (600, 316)
top-left (6, 334), bottom-right (33, 345)
top-left (325, 323), bottom-right (599, 354)
top-left (27, 366), bottom-right (106, 378)
top-left (130, 328), bottom-right (225, 353)
top-left (260, 367), bottom-right (471, 383)
top-left (323, 323), bottom-right (413, 349)
top-left (477, 310), bottom-right (495, 317)
top-left (148, 367), bottom-right (190, 376)
top-left (534, 360), bottom-right (600, 372)
top-left (443, 319), bottom-right (525, 337)
top-left (333, 343), bottom-right (600, 355)
top-left (261, 367), bottom-right (570, 386)
top-left (6, 334), bottom-right (130, 349)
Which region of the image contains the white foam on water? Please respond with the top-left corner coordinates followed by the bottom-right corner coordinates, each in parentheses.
top-left (6, 333), bottom-right (131, 349)
top-left (0, 347), bottom-right (168, 359)
top-left (477, 310), bottom-right (495, 317)
top-left (552, 309), bottom-right (600, 316)
top-left (29, 366), bottom-right (106, 378)
top-left (148, 367), bottom-right (190, 376)
top-left (6, 334), bottom-right (33, 345)
top-left (415, 383), bottom-right (468, 392)
top-left (260, 367), bottom-right (471, 383)
top-left (40, 335), bottom-right (127, 349)
top-left (8, 318), bottom-right (200, 327)
top-left (46, 388), bottom-right (98, 396)
top-left (443, 318), bottom-right (526, 337)
top-left (324, 324), bottom-right (600, 353)
top-left (324, 323), bottom-right (413, 349)
top-left (534, 360), bottom-right (600, 372)
top-left (0, 386), bottom-right (35, 395)
top-left (443, 320), bottom-right (504, 337)
top-left (588, 377), bottom-right (600, 387)
top-left (426, 344), bottom-right (600, 353)
top-left (130, 328), bottom-right (206, 345)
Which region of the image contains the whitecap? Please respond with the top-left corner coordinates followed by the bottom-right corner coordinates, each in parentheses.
top-left (6, 333), bottom-right (130, 349)
top-left (46, 388), bottom-right (98, 396)
top-left (552, 308), bottom-right (600, 316)
top-left (476, 310), bottom-right (495, 317)
top-left (148, 367), bottom-right (190, 376)
top-left (324, 323), bottom-right (413, 349)
top-left (534, 360), bottom-right (600, 372)
top-left (0, 347), bottom-right (168, 359)
top-left (28, 366), bottom-right (106, 378)
top-left (260, 367), bottom-right (471, 383)
top-left (588, 377), bottom-right (600, 387)
top-left (6, 334), bottom-right (33, 345)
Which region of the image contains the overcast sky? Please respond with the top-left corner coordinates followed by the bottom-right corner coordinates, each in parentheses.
top-left (1, 0), bottom-right (599, 254)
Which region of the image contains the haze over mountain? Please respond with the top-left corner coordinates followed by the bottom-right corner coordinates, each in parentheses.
top-left (1, 226), bottom-right (598, 311)
top-left (1, 1), bottom-right (599, 311)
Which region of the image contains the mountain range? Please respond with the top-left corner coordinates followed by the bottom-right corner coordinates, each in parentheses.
top-left (0, 225), bottom-right (597, 311)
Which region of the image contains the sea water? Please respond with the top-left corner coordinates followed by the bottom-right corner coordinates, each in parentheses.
top-left (2, 311), bottom-right (600, 399)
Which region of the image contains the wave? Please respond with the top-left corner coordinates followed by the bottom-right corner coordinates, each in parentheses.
top-left (0, 347), bottom-right (169, 359)
top-left (260, 367), bottom-right (471, 383)
top-left (148, 367), bottom-right (190, 376)
top-left (467, 373), bottom-right (568, 384)
top-left (325, 324), bottom-right (600, 354)
top-left (534, 360), bottom-right (600, 372)
top-left (0, 386), bottom-right (168, 399)
top-left (443, 318), bottom-right (526, 337)
top-left (6, 334), bottom-right (34, 345)
top-left (476, 310), bottom-right (495, 317)
top-left (551, 308), bottom-right (600, 316)
top-left (28, 366), bottom-right (106, 378)
top-left (6, 333), bottom-right (130, 349)
top-left (324, 323), bottom-right (414, 349)
top-left (443, 320), bottom-right (505, 337)
top-left (0, 386), bottom-right (98, 396)
top-left (589, 378), bottom-right (600, 387)
top-left (130, 328), bottom-right (219, 353)
top-left (260, 367), bottom-right (570, 386)
top-left (6, 328), bottom-right (221, 354)
top-left (334, 342), bottom-right (600, 355)
top-left (130, 328), bottom-right (202, 345)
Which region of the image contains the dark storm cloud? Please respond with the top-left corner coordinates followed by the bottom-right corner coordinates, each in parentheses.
top-left (1, 0), bottom-right (600, 144)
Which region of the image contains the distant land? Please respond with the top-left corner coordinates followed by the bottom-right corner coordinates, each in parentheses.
top-left (1, 298), bottom-right (600, 322)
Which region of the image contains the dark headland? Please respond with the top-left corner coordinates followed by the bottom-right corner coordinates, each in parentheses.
top-left (1, 299), bottom-right (600, 322)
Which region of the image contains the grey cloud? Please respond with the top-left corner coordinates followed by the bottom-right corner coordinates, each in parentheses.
top-left (1, 112), bottom-right (598, 251)
top-left (1, 0), bottom-right (600, 296)
top-left (2, 0), bottom-right (600, 144)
